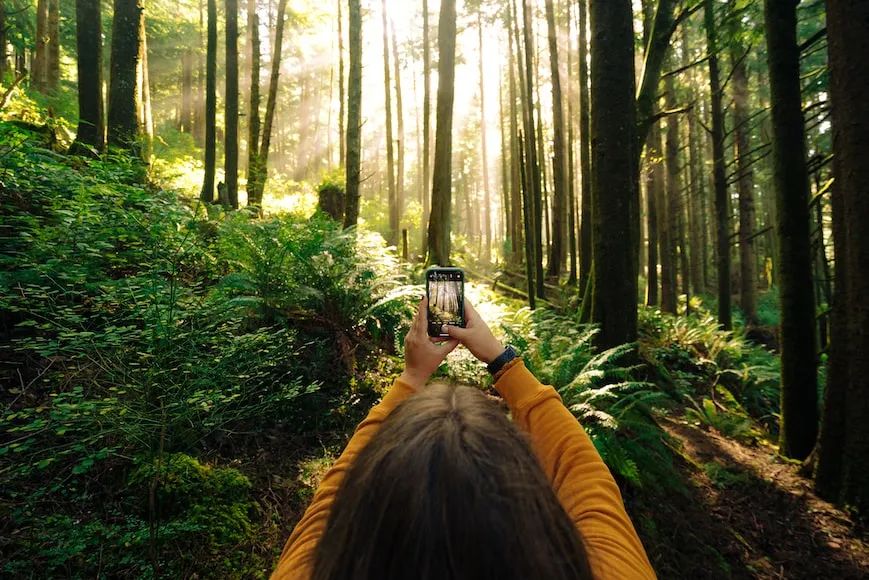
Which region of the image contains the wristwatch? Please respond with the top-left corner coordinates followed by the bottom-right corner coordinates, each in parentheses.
top-left (486, 345), bottom-right (518, 376)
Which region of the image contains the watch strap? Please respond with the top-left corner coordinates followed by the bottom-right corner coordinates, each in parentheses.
top-left (487, 345), bottom-right (518, 376)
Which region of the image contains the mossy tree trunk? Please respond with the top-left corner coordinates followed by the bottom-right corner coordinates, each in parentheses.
top-left (72, 0), bottom-right (105, 153)
top-left (200, 0), bottom-right (217, 202)
top-left (763, 0), bottom-right (818, 460)
top-left (107, 0), bottom-right (143, 153)
top-left (343, 0), bottom-right (362, 227)
top-left (225, 0), bottom-right (239, 209)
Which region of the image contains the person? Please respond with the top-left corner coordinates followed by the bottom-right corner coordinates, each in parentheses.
top-left (271, 298), bottom-right (656, 580)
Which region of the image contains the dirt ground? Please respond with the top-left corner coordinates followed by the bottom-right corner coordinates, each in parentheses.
top-left (629, 416), bottom-right (869, 579)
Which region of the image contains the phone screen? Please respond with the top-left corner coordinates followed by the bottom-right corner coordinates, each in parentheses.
top-left (426, 268), bottom-right (465, 337)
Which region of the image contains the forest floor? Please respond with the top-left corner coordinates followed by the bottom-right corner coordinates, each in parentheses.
top-left (634, 416), bottom-right (869, 579)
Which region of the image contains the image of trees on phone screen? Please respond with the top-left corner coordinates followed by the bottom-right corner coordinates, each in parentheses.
top-left (428, 272), bottom-right (462, 324)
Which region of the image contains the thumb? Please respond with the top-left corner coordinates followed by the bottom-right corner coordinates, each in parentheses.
top-left (445, 324), bottom-right (469, 340)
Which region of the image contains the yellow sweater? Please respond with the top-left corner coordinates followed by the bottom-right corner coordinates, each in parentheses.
top-left (271, 360), bottom-right (657, 579)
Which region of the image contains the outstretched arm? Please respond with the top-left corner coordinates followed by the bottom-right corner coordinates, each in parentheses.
top-left (447, 301), bottom-right (656, 580)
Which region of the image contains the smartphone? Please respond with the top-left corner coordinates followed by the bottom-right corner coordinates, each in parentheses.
top-left (426, 267), bottom-right (465, 337)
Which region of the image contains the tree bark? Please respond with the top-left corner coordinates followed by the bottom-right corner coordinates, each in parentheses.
top-left (46, 0), bottom-right (59, 91)
top-left (544, 0), bottom-right (566, 279)
top-left (0, 0), bottom-right (6, 84)
top-left (391, 19), bottom-right (405, 238)
top-left (521, 0), bottom-right (544, 299)
top-left (247, 0), bottom-right (262, 208)
top-left (507, 11), bottom-right (523, 264)
top-left (577, 0), bottom-right (592, 296)
top-left (519, 132), bottom-right (536, 309)
top-left (645, 121), bottom-right (661, 307)
top-left (137, 16), bottom-right (153, 160)
top-left (704, 0), bottom-right (731, 330)
top-left (477, 10), bottom-right (492, 261)
top-left (72, 0), bottom-right (105, 154)
top-left (338, 0), bottom-right (345, 163)
top-left (420, 0), bottom-right (431, 254)
top-left (343, 0), bottom-right (362, 227)
top-left (426, 0), bottom-right (457, 266)
top-left (661, 73), bottom-right (679, 314)
top-left (815, 0), bottom-right (869, 517)
top-left (733, 45), bottom-right (757, 325)
top-left (33, 0), bottom-right (48, 91)
top-left (201, 0), bottom-right (217, 202)
top-left (252, 0), bottom-right (288, 205)
top-left (107, 0), bottom-right (143, 153)
top-left (636, 0), bottom-right (678, 148)
top-left (590, 0), bottom-right (638, 349)
top-left (225, 0), bottom-right (240, 209)
top-left (380, 0), bottom-right (397, 245)
top-left (764, 0), bottom-right (818, 460)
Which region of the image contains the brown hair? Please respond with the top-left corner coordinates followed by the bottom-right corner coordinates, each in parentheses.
top-left (312, 384), bottom-right (593, 580)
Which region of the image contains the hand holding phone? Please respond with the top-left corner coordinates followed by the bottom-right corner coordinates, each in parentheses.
top-left (425, 267), bottom-right (465, 337)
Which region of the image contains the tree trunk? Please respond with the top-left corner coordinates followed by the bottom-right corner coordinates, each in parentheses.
top-left (815, 0), bottom-right (869, 516)
top-left (338, 0), bottom-right (345, 163)
top-left (426, 0), bottom-right (457, 266)
top-left (686, 77), bottom-right (705, 295)
top-left (107, 0), bottom-right (143, 153)
top-left (379, 0), bottom-right (397, 245)
top-left (544, 0), bottom-right (566, 279)
top-left (645, 121), bottom-right (661, 307)
top-left (704, 0), bottom-right (731, 330)
top-left (507, 12), bottom-right (523, 264)
top-left (566, 15), bottom-right (577, 286)
top-left (201, 0), bottom-right (217, 202)
top-left (499, 75), bottom-right (512, 260)
top-left (343, 0), bottom-right (362, 227)
top-left (225, 0), bottom-right (239, 209)
top-left (521, 0), bottom-right (544, 299)
top-left (33, 0), bottom-right (48, 91)
top-left (252, 0), bottom-right (288, 205)
top-left (138, 16), bottom-right (153, 160)
top-left (420, 0), bottom-right (431, 255)
top-left (180, 49), bottom-right (194, 133)
top-left (477, 10), bottom-right (492, 262)
top-left (247, 0), bottom-right (262, 209)
top-left (661, 74), bottom-right (679, 314)
top-left (636, 0), bottom-right (677, 147)
top-left (577, 0), bottom-right (592, 295)
top-left (764, 0), bottom-right (818, 460)
top-left (72, 0), bottom-right (105, 154)
top-left (519, 132), bottom-right (536, 309)
top-left (733, 45), bottom-right (757, 326)
top-left (46, 0), bottom-right (59, 91)
top-left (590, 0), bottom-right (638, 348)
top-left (391, 19), bottom-right (405, 238)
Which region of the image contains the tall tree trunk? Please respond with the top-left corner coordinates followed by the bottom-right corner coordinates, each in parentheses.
top-left (636, 0), bottom-right (677, 147)
top-left (252, 0), bottom-right (288, 205)
top-left (764, 0), bottom-right (818, 460)
top-left (46, 0), bottom-right (59, 91)
top-left (733, 46), bottom-right (757, 325)
top-left (201, 0), bottom-right (217, 202)
top-left (567, 12), bottom-right (577, 286)
top-left (646, 122), bottom-right (662, 307)
top-left (590, 0), bottom-right (638, 348)
top-left (137, 16), bottom-right (153, 160)
top-left (544, 0), bottom-right (566, 278)
top-left (477, 10), bottom-right (492, 261)
top-left (507, 13), bottom-right (523, 264)
top-left (577, 0), bottom-right (592, 295)
top-left (380, 0), bottom-right (397, 245)
top-left (225, 0), bottom-right (239, 209)
top-left (107, 0), bottom-right (143, 153)
top-left (519, 132), bottom-right (536, 309)
top-left (704, 0), bottom-right (731, 330)
top-left (521, 0), bottom-right (544, 299)
top-left (33, 0), bottom-right (48, 91)
top-left (343, 0), bottom-right (362, 227)
top-left (426, 0), bottom-right (457, 266)
top-left (247, 0), bottom-right (262, 208)
top-left (815, 0), bottom-right (869, 516)
top-left (390, 19), bottom-right (405, 236)
top-left (661, 74), bottom-right (679, 314)
top-left (686, 67), bottom-right (705, 295)
top-left (499, 74), bottom-right (512, 260)
top-left (338, 0), bottom-right (345, 162)
top-left (72, 0), bottom-right (105, 154)
top-left (420, 0), bottom-right (431, 255)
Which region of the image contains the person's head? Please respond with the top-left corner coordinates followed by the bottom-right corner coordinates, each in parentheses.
top-left (312, 383), bottom-right (593, 580)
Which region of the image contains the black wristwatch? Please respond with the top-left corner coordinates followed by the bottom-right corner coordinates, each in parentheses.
top-left (487, 345), bottom-right (518, 376)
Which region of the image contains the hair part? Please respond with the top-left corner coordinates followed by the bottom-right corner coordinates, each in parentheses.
top-left (312, 384), bottom-right (593, 580)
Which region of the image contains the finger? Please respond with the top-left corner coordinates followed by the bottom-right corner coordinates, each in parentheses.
top-left (445, 324), bottom-right (469, 340)
top-left (463, 298), bottom-right (479, 324)
top-left (412, 297), bottom-right (426, 335)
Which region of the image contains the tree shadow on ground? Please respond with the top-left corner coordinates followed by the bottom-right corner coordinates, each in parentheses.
top-left (627, 418), bottom-right (869, 579)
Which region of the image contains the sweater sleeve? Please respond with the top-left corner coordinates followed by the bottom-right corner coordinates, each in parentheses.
top-left (495, 360), bottom-right (657, 580)
top-left (270, 378), bottom-right (417, 580)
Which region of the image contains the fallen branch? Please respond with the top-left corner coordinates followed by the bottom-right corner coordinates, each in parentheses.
top-left (0, 71), bottom-right (27, 111)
